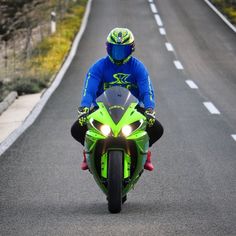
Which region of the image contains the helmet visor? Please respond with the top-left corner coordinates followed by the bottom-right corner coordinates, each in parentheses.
top-left (106, 43), bottom-right (133, 61)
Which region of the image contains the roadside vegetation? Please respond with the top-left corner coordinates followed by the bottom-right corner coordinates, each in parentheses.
top-left (0, 0), bottom-right (87, 102)
top-left (211, 0), bottom-right (236, 24)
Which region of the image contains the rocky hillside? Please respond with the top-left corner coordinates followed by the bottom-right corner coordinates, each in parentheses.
top-left (0, 0), bottom-right (86, 102)
top-left (0, 0), bottom-right (48, 41)
top-left (0, 0), bottom-right (73, 81)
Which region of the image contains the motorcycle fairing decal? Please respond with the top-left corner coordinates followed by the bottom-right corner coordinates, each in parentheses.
top-left (101, 152), bottom-right (108, 178)
top-left (124, 153), bottom-right (131, 178)
top-left (109, 105), bottom-right (125, 111)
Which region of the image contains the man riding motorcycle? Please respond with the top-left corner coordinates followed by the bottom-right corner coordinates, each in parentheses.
top-left (71, 27), bottom-right (164, 171)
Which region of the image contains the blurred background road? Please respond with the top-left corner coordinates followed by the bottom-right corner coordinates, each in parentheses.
top-left (0, 0), bottom-right (236, 235)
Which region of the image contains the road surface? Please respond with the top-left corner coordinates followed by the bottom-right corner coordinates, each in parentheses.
top-left (0, 0), bottom-right (236, 235)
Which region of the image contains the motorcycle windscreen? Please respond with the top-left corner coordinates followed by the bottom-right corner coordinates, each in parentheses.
top-left (96, 86), bottom-right (138, 124)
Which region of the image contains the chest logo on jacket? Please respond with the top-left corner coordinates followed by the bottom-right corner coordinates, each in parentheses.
top-left (104, 73), bottom-right (137, 90)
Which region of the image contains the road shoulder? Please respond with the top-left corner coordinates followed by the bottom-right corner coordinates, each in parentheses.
top-left (0, 93), bottom-right (42, 143)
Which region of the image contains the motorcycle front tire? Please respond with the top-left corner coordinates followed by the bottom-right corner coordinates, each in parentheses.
top-left (107, 150), bottom-right (123, 213)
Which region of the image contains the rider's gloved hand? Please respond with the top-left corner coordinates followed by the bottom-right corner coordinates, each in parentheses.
top-left (78, 106), bottom-right (90, 126)
top-left (144, 108), bottom-right (156, 127)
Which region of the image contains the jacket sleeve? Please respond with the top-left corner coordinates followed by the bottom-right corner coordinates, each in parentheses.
top-left (80, 61), bottom-right (103, 107)
top-left (136, 62), bottom-right (155, 109)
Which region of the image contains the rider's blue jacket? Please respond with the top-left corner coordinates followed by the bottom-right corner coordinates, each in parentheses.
top-left (80, 56), bottom-right (155, 109)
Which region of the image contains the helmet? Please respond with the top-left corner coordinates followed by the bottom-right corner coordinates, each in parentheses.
top-left (106, 28), bottom-right (135, 65)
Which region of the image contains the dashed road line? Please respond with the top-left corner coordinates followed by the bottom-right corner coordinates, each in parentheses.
top-left (154, 14), bottom-right (163, 26)
top-left (150, 3), bottom-right (158, 13)
top-left (174, 60), bottom-right (184, 70)
top-left (165, 42), bottom-right (174, 51)
top-left (231, 135), bottom-right (236, 142)
top-left (185, 80), bottom-right (199, 89)
top-left (159, 27), bottom-right (166, 35)
top-left (203, 102), bottom-right (220, 114)
top-left (148, 0), bottom-right (236, 145)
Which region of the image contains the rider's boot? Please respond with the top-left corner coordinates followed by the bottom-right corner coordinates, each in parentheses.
top-left (81, 150), bottom-right (88, 170)
top-left (144, 150), bottom-right (154, 171)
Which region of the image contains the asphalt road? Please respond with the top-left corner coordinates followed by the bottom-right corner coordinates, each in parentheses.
top-left (0, 0), bottom-right (236, 235)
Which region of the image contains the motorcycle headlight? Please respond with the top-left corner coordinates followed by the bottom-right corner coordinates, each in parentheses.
top-left (90, 118), bottom-right (111, 137)
top-left (121, 120), bottom-right (144, 137)
top-left (122, 125), bottom-right (132, 137)
top-left (100, 124), bottom-right (111, 136)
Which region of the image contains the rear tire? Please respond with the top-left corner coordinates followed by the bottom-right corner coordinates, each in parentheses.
top-left (108, 151), bottom-right (123, 213)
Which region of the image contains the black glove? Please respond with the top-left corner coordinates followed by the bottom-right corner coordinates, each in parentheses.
top-left (78, 106), bottom-right (89, 126)
top-left (144, 108), bottom-right (156, 127)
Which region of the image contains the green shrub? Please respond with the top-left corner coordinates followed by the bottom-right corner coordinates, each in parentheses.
top-left (0, 82), bottom-right (7, 102)
top-left (7, 77), bottom-right (48, 95)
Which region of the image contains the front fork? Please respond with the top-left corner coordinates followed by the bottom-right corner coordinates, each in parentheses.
top-left (101, 151), bottom-right (131, 179)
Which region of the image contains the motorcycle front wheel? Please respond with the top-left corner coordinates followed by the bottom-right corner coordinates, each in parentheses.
top-left (107, 150), bottom-right (123, 213)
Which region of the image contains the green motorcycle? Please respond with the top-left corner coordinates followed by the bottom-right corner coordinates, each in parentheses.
top-left (84, 86), bottom-right (149, 213)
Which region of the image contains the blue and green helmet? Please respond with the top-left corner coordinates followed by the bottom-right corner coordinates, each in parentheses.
top-left (106, 28), bottom-right (135, 65)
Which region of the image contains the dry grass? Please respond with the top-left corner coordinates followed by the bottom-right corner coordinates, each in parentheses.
top-left (211, 0), bottom-right (236, 24)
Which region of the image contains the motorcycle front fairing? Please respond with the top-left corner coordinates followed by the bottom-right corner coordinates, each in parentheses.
top-left (84, 87), bottom-right (149, 196)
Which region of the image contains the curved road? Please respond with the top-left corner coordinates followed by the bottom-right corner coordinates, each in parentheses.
top-left (1, 0), bottom-right (236, 235)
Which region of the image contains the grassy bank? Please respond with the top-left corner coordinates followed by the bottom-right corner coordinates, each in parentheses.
top-left (0, 0), bottom-right (87, 102)
top-left (211, 0), bottom-right (236, 24)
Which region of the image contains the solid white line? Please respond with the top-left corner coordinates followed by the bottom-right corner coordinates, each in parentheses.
top-left (154, 14), bottom-right (163, 26)
top-left (148, 0), bottom-right (153, 2)
top-left (159, 27), bottom-right (166, 35)
top-left (150, 3), bottom-right (158, 14)
top-left (174, 60), bottom-right (184, 70)
top-left (185, 80), bottom-right (199, 89)
top-left (165, 42), bottom-right (174, 51)
top-left (0, 0), bottom-right (93, 156)
top-left (231, 135), bottom-right (236, 141)
top-left (203, 102), bottom-right (221, 114)
top-left (204, 0), bottom-right (236, 33)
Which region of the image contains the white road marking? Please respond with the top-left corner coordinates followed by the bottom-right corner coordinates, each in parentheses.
top-left (165, 42), bottom-right (174, 51)
top-left (0, 0), bottom-right (93, 156)
top-left (174, 60), bottom-right (184, 70)
top-left (148, 0), bottom-right (153, 2)
top-left (150, 3), bottom-right (158, 13)
top-left (204, 0), bottom-right (236, 33)
top-left (185, 80), bottom-right (199, 89)
top-left (154, 14), bottom-right (163, 26)
top-left (203, 102), bottom-right (221, 114)
top-left (231, 135), bottom-right (236, 141)
top-left (159, 27), bottom-right (166, 35)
